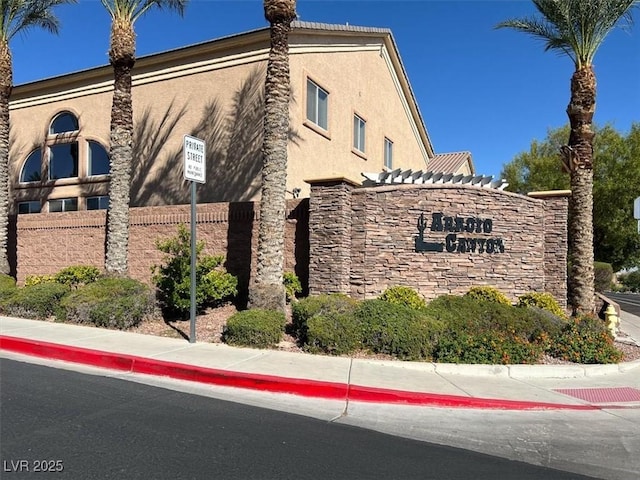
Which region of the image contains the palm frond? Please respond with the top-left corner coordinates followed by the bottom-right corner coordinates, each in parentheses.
top-left (0, 0), bottom-right (75, 41)
top-left (101, 0), bottom-right (185, 23)
top-left (497, 0), bottom-right (639, 67)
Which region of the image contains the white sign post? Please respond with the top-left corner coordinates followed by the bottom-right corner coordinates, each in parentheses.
top-left (634, 197), bottom-right (640, 234)
top-left (183, 135), bottom-right (206, 343)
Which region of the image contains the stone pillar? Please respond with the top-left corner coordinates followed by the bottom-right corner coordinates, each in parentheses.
top-left (528, 190), bottom-right (570, 308)
top-left (306, 177), bottom-right (358, 295)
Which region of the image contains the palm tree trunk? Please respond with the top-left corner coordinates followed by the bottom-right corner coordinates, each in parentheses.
top-left (566, 65), bottom-right (596, 315)
top-left (105, 19), bottom-right (136, 275)
top-left (249, 1), bottom-right (295, 311)
top-left (0, 40), bottom-right (12, 275)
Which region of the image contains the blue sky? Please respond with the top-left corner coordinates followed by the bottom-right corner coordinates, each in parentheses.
top-left (12, 0), bottom-right (639, 178)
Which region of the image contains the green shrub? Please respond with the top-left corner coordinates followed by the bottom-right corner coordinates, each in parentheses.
top-left (291, 294), bottom-right (358, 343)
top-left (517, 292), bottom-right (567, 319)
top-left (434, 329), bottom-right (545, 365)
top-left (549, 315), bottom-right (623, 364)
top-left (594, 262), bottom-right (613, 293)
top-left (152, 225), bottom-right (238, 316)
top-left (0, 274), bottom-right (17, 305)
top-left (465, 286), bottom-right (511, 305)
top-left (283, 272), bottom-right (302, 302)
top-left (305, 311), bottom-right (361, 355)
top-left (3, 282), bottom-right (69, 319)
top-left (24, 274), bottom-right (56, 287)
top-left (54, 265), bottom-right (101, 288)
top-left (59, 277), bottom-right (153, 329)
top-left (356, 299), bottom-right (441, 360)
top-left (619, 270), bottom-right (640, 293)
top-left (425, 294), bottom-right (562, 364)
top-left (378, 285), bottom-right (426, 310)
top-left (223, 309), bottom-right (285, 348)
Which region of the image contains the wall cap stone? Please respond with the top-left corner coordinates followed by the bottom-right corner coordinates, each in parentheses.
top-left (305, 176), bottom-right (360, 187)
top-left (528, 190), bottom-right (572, 199)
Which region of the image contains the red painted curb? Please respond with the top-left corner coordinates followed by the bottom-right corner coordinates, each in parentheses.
top-left (0, 335), bottom-right (598, 410)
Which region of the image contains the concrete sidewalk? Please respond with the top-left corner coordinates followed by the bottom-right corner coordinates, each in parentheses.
top-left (1, 315), bottom-right (639, 410)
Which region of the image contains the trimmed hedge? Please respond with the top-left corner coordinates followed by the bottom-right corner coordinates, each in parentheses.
top-left (378, 286), bottom-right (426, 310)
top-left (3, 282), bottom-right (69, 319)
top-left (0, 274), bottom-right (17, 304)
top-left (517, 292), bottom-right (567, 319)
top-left (594, 262), bottom-right (613, 293)
top-left (223, 309), bottom-right (285, 348)
top-left (356, 299), bottom-right (441, 360)
top-left (59, 277), bottom-right (153, 329)
top-left (305, 311), bottom-right (362, 355)
top-left (465, 286), bottom-right (511, 305)
top-left (291, 294), bottom-right (358, 344)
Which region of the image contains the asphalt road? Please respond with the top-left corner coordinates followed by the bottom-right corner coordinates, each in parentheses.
top-left (606, 292), bottom-right (640, 317)
top-left (0, 359), bottom-right (598, 480)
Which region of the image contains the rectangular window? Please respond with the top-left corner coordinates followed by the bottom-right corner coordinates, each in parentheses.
top-left (306, 79), bottom-right (328, 130)
top-left (86, 196), bottom-right (109, 210)
top-left (353, 115), bottom-right (366, 153)
top-left (384, 138), bottom-right (393, 169)
top-left (48, 198), bottom-right (78, 213)
top-left (49, 143), bottom-right (79, 180)
top-left (18, 201), bottom-right (41, 214)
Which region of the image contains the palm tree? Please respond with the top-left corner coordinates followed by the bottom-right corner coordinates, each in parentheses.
top-left (497, 0), bottom-right (638, 315)
top-left (102, 0), bottom-right (186, 275)
top-left (0, 0), bottom-right (74, 276)
top-left (248, 0), bottom-right (296, 311)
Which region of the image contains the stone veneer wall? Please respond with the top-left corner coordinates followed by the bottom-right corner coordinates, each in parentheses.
top-left (308, 180), bottom-right (568, 307)
top-left (15, 200), bottom-right (309, 300)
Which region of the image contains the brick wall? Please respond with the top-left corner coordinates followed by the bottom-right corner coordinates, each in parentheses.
top-left (16, 199), bottom-right (309, 301)
top-left (308, 180), bottom-right (568, 306)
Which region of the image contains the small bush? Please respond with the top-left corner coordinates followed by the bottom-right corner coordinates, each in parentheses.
top-left (619, 270), bottom-right (640, 293)
top-left (356, 299), bottom-right (441, 360)
top-left (283, 272), bottom-right (302, 302)
top-left (59, 277), bottom-right (153, 329)
top-left (434, 329), bottom-right (545, 365)
top-left (152, 225), bottom-right (238, 315)
top-left (24, 274), bottom-right (56, 287)
top-left (465, 286), bottom-right (511, 305)
top-left (549, 315), bottom-right (623, 364)
top-left (3, 282), bottom-right (69, 319)
top-left (425, 294), bottom-right (561, 364)
top-left (291, 294), bottom-right (358, 343)
top-left (305, 311), bottom-right (361, 355)
top-left (54, 265), bottom-right (101, 289)
top-left (378, 286), bottom-right (426, 310)
top-left (517, 292), bottom-right (567, 319)
top-left (0, 274), bottom-right (17, 304)
top-left (594, 262), bottom-right (613, 293)
top-left (223, 309), bottom-right (285, 348)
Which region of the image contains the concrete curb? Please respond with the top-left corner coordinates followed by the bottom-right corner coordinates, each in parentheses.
top-left (0, 335), bottom-right (614, 411)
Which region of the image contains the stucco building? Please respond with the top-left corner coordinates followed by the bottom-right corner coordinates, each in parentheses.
top-left (10, 21), bottom-right (474, 215)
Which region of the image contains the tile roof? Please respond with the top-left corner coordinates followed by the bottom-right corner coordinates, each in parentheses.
top-left (428, 151), bottom-right (474, 175)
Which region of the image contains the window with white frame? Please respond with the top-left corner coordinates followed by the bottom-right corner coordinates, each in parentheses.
top-left (384, 138), bottom-right (393, 169)
top-left (306, 78), bottom-right (328, 130)
top-left (18, 201), bottom-right (41, 214)
top-left (87, 196), bottom-right (109, 210)
top-left (353, 114), bottom-right (366, 153)
top-left (48, 198), bottom-right (78, 213)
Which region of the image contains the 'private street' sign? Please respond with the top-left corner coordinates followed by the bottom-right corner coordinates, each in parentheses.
top-left (183, 135), bottom-right (206, 184)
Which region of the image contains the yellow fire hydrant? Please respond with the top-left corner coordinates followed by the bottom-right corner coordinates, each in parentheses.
top-left (605, 304), bottom-right (619, 337)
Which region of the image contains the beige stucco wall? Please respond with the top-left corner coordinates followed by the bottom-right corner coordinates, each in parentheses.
top-left (9, 27), bottom-right (433, 211)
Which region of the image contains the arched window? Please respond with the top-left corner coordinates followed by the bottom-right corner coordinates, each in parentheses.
top-left (20, 149), bottom-right (42, 183)
top-left (88, 141), bottom-right (110, 176)
top-left (49, 111), bottom-right (78, 134)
